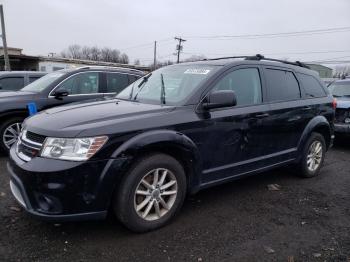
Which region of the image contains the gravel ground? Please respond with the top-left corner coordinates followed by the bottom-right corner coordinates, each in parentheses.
top-left (1, 140), bottom-right (350, 262)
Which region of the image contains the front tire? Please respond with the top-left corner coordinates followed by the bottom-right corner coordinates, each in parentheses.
top-left (0, 117), bottom-right (24, 154)
top-left (296, 132), bottom-right (326, 178)
top-left (114, 153), bottom-right (187, 232)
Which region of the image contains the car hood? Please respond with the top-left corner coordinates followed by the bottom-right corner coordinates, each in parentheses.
top-left (336, 97), bottom-right (350, 109)
top-left (25, 99), bottom-right (176, 137)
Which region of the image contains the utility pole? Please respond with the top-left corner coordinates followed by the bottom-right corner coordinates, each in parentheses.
top-left (0, 5), bottom-right (10, 71)
top-left (175, 37), bottom-right (186, 64)
top-left (153, 41), bottom-right (157, 70)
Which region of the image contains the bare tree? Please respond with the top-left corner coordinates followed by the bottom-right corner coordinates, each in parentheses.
top-left (134, 59), bottom-right (140, 65)
top-left (119, 53), bottom-right (129, 64)
top-left (81, 46), bottom-right (92, 60)
top-left (100, 47), bottom-right (113, 62)
top-left (60, 45), bottom-right (130, 64)
top-left (110, 49), bottom-right (121, 63)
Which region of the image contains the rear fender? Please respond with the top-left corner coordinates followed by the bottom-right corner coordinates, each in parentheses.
top-left (297, 115), bottom-right (332, 159)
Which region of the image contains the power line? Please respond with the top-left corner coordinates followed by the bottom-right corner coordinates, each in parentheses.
top-left (119, 38), bottom-right (173, 51)
top-left (183, 49), bottom-right (350, 57)
top-left (184, 26), bottom-right (350, 40)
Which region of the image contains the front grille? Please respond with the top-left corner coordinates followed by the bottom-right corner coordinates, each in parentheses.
top-left (26, 131), bottom-right (46, 144)
top-left (335, 109), bottom-right (350, 123)
top-left (16, 130), bottom-right (45, 161)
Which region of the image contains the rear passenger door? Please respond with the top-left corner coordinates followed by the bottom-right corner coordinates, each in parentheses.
top-left (262, 67), bottom-right (309, 154)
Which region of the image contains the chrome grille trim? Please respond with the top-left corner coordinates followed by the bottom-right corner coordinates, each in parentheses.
top-left (16, 129), bottom-right (44, 162)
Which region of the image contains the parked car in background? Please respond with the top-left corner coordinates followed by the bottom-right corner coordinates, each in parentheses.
top-left (0, 71), bottom-right (46, 91)
top-left (0, 66), bottom-right (144, 153)
top-left (328, 79), bottom-right (350, 135)
top-left (8, 55), bottom-right (334, 232)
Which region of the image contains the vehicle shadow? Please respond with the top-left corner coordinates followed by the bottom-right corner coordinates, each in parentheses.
top-left (26, 167), bottom-right (296, 238)
top-left (333, 135), bottom-right (350, 151)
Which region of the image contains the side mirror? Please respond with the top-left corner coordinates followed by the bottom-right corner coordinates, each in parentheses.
top-left (203, 90), bottom-right (237, 110)
top-left (53, 89), bottom-right (69, 99)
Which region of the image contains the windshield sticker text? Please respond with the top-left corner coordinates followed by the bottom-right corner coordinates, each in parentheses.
top-left (184, 69), bottom-right (211, 75)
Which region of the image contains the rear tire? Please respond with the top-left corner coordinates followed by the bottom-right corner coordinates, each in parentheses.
top-left (0, 117), bottom-right (24, 154)
top-left (114, 153), bottom-right (187, 233)
top-left (295, 132), bottom-right (326, 178)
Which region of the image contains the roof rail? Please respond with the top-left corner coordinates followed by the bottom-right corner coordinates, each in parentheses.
top-left (244, 54), bottom-right (310, 69)
top-left (203, 54), bottom-right (310, 69)
top-left (77, 65), bottom-right (144, 73)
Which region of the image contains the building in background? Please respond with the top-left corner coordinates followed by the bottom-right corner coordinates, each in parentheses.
top-left (0, 47), bottom-right (149, 72)
top-left (306, 63), bottom-right (333, 78)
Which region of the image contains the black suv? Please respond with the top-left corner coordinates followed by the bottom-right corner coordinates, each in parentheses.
top-left (8, 55), bottom-right (334, 232)
top-left (0, 71), bottom-right (46, 91)
top-left (0, 66), bottom-right (144, 153)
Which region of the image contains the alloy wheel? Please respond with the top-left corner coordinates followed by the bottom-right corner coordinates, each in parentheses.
top-left (134, 168), bottom-right (178, 221)
top-left (306, 141), bottom-right (323, 172)
top-left (3, 122), bottom-right (22, 149)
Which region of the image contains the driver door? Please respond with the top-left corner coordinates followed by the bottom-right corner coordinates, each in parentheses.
top-left (196, 66), bottom-right (272, 184)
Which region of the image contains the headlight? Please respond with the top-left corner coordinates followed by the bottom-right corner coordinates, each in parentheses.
top-left (41, 136), bottom-right (108, 161)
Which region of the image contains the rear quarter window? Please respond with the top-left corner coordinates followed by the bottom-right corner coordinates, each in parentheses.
top-left (297, 73), bottom-right (327, 98)
top-left (265, 68), bottom-right (301, 102)
top-left (0, 77), bottom-right (24, 91)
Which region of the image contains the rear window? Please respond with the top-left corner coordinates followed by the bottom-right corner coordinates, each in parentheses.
top-left (0, 77), bottom-right (24, 91)
top-left (128, 74), bottom-right (141, 84)
top-left (29, 76), bottom-right (42, 83)
top-left (297, 73), bottom-right (326, 98)
top-left (106, 73), bottom-right (129, 93)
top-left (265, 69), bottom-right (301, 102)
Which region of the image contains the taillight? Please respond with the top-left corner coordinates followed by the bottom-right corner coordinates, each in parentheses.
top-left (332, 98), bottom-right (337, 110)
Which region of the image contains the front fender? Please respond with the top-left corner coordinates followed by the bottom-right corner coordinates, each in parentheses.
top-left (109, 130), bottom-right (202, 193)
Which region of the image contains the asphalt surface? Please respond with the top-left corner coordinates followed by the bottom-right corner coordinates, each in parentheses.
top-left (1, 140), bottom-right (350, 262)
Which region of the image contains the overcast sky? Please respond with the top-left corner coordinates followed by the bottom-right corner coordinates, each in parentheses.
top-left (2, 0), bottom-right (350, 65)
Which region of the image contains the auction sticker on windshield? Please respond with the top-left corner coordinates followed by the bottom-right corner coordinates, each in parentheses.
top-left (184, 69), bottom-right (211, 75)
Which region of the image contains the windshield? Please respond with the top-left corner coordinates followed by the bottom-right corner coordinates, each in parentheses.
top-left (21, 71), bottom-right (66, 92)
top-left (329, 82), bottom-right (350, 97)
top-left (117, 64), bottom-right (221, 105)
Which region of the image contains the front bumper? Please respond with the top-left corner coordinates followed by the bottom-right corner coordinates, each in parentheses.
top-left (8, 146), bottom-right (128, 222)
top-left (334, 123), bottom-right (350, 134)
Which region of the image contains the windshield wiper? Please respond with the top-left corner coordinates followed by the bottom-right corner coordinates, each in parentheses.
top-left (133, 73), bottom-right (152, 101)
top-left (160, 73), bottom-right (166, 105)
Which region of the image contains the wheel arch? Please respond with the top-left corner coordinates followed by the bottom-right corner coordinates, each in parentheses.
top-left (297, 115), bottom-right (332, 156)
top-left (0, 110), bottom-right (28, 124)
top-left (110, 130), bottom-right (202, 194)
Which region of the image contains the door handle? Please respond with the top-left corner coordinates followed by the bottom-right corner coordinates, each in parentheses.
top-left (254, 113), bottom-right (270, 119)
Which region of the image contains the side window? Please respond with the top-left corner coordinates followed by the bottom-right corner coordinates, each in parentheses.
top-left (212, 68), bottom-right (262, 106)
top-left (106, 73), bottom-right (129, 93)
top-left (265, 69), bottom-right (300, 102)
top-left (55, 72), bottom-right (99, 95)
top-left (29, 76), bottom-right (41, 83)
top-left (297, 73), bottom-right (326, 98)
top-left (0, 77), bottom-right (24, 91)
top-left (128, 74), bottom-right (140, 84)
